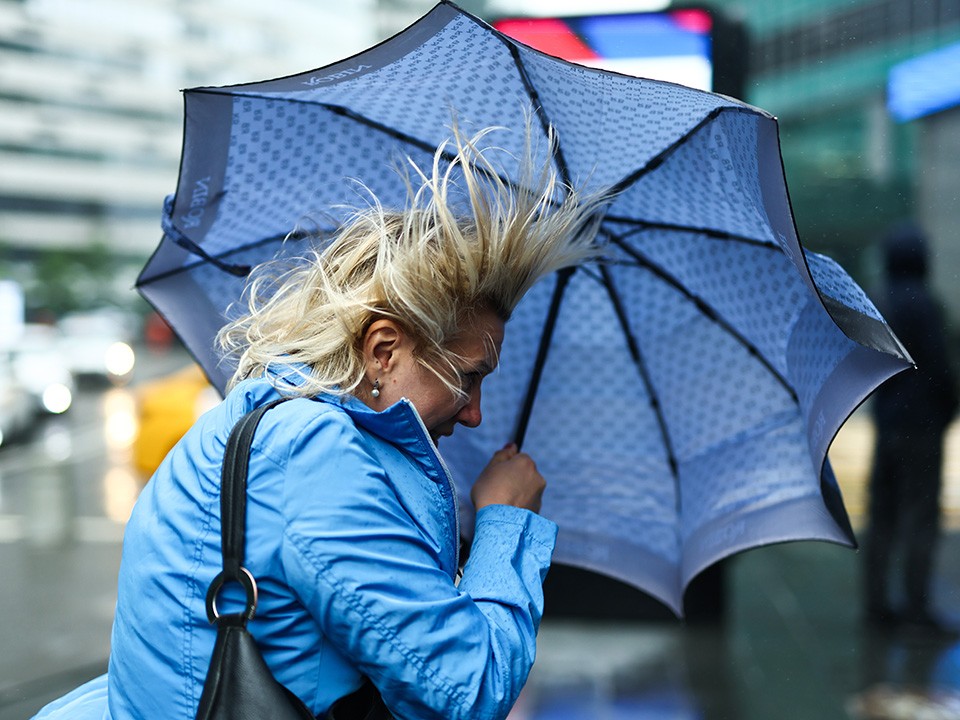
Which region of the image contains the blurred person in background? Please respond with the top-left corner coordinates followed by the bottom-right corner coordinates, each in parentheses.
top-left (864, 220), bottom-right (959, 633)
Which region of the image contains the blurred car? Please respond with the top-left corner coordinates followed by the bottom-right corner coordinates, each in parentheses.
top-left (0, 352), bottom-right (35, 447)
top-left (57, 308), bottom-right (137, 385)
top-left (10, 324), bottom-right (75, 416)
top-left (133, 363), bottom-right (220, 479)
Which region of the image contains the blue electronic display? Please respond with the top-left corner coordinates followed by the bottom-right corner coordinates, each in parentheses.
top-left (888, 41), bottom-right (960, 122)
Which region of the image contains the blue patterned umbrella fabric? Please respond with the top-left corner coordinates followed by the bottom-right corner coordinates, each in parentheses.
top-left (138, 1), bottom-right (911, 615)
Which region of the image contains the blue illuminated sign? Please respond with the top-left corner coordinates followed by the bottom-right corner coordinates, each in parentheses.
top-left (888, 41), bottom-right (960, 122)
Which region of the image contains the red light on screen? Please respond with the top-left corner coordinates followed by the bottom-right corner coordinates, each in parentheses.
top-left (670, 9), bottom-right (713, 34)
top-left (493, 18), bottom-right (601, 61)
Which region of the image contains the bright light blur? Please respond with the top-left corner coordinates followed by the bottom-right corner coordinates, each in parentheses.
top-left (41, 383), bottom-right (72, 414)
top-left (105, 342), bottom-right (135, 379)
top-left (103, 388), bottom-right (136, 452)
top-left (103, 466), bottom-right (139, 524)
top-left (103, 388), bottom-right (138, 521)
top-left (41, 423), bottom-right (72, 462)
top-left (887, 40), bottom-right (960, 122)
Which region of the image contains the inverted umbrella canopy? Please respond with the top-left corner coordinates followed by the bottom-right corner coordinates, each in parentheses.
top-left (138, 1), bottom-right (911, 615)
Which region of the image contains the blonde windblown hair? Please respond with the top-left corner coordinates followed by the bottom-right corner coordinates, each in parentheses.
top-left (217, 124), bottom-right (610, 399)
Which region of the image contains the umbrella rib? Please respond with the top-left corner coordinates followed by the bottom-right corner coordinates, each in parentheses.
top-left (513, 267), bottom-right (574, 449)
top-left (497, 43), bottom-right (574, 188)
top-left (161, 225), bottom-right (252, 278)
top-left (193, 89), bottom-right (457, 161)
top-left (604, 217), bottom-right (779, 250)
top-left (607, 234), bottom-right (799, 403)
top-left (139, 229), bottom-right (319, 285)
top-left (598, 265), bottom-right (681, 495)
top-left (607, 106), bottom-right (759, 196)
top-left (193, 90), bottom-right (544, 202)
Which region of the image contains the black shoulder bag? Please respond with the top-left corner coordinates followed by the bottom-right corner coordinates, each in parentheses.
top-left (196, 399), bottom-right (392, 720)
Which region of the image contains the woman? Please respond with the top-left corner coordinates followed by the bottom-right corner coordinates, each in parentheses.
top-left (34, 127), bottom-right (607, 720)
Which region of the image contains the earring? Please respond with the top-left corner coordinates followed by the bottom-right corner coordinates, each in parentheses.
top-left (371, 378), bottom-right (381, 398)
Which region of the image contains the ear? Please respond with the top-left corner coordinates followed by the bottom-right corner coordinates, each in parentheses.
top-left (362, 318), bottom-right (406, 375)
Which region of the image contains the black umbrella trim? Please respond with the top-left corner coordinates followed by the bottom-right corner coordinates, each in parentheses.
top-left (820, 291), bottom-right (913, 362)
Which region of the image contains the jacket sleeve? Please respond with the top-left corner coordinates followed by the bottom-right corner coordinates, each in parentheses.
top-left (277, 410), bottom-right (557, 720)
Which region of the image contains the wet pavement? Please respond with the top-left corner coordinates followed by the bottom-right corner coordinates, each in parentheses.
top-left (2, 350), bottom-right (960, 719)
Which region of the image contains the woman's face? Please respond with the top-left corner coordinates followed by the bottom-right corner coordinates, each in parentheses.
top-left (364, 308), bottom-right (505, 444)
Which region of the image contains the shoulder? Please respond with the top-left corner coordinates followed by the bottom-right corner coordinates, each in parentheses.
top-left (244, 395), bottom-right (393, 508)
top-left (251, 395), bottom-right (369, 464)
top-left (218, 379), bottom-right (364, 456)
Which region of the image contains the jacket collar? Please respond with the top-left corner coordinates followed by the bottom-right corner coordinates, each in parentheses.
top-left (325, 393), bottom-right (461, 495)
top-left (262, 365), bottom-right (451, 486)
top-left (255, 367), bottom-right (461, 569)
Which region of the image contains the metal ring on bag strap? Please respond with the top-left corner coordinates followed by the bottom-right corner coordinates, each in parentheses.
top-left (205, 566), bottom-right (258, 623)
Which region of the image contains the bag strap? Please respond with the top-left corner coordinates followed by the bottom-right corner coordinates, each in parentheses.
top-left (205, 397), bottom-right (290, 624)
top-left (202, 395), bottom-right (393, 719)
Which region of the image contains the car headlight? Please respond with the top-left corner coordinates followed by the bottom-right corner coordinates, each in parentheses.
top-left (42, 383), bottom-right (73, 414)
top-left (105, 342), bottom-right (136, 378)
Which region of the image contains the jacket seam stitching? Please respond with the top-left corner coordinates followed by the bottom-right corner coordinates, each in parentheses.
top-left (182, 491), bottom-right (217, 719)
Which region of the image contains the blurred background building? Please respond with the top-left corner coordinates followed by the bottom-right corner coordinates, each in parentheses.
top-left (740, 0), bottom-right (960, 326)
top-left (0, 0), bottom-right (379, 318)
top-left (1, 0), bottom-right (960, 326)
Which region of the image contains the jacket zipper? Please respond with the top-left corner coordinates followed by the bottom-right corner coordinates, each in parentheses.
top-left (400, 399), bottom-right (461, 575)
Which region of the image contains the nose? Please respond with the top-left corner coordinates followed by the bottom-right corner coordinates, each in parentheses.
top-left (455, 387), bottom-right (483, 428)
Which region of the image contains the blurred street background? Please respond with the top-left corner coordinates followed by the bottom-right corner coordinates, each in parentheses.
top-left (2, 0), bottom-right (960, 718)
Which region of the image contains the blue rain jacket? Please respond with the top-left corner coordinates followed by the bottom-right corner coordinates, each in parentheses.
top-left (34, 376), bottom-right (557, 720)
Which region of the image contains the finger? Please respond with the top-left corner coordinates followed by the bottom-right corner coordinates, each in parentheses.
top-left (490, 442), bottom-right (518, 463)
top-left (507, 451), bottom-right (537, 474)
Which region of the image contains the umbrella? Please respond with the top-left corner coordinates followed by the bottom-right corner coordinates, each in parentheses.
top-left (138, 1), bottom-right (911, 615)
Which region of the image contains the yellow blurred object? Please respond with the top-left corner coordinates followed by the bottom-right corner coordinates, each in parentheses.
top-left (133, 364), bottom-right (220, 479)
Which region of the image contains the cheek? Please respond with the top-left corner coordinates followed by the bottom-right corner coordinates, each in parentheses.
top-left (436, 393), bottom-right (466, 423)
top-left (416, 384), bottom-right (460, 426)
